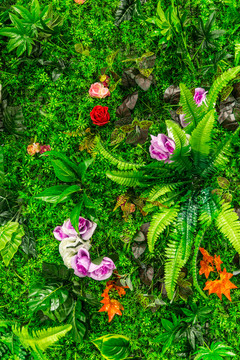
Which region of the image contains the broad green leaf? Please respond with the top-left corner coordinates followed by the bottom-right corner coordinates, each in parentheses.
top-left (43, 296), bottom-right (74, 323)
top-left (29, 283), bottom-right (69, 314)
top-left (35, 185), bottom-right (70, 203)
top-left (55, 185), bottom-right (81, 204)
top-left (51, 158), bottom-right (78, 182)
top-left (69, 299), bottom-right (87, 343)
top-left (92, 334), bottom-right (130, 360)
top-left (1, 224), bottom-right (25, 266)
top-left (42, 262), bottom-right (74, 281)
top-left (0, 221), bottom-right (19, 251)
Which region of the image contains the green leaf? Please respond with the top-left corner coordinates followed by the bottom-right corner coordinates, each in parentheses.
top-left (35, 185), bottom-right (70, 203)
top-left (70, 201), bottom-right (83, 232)
top-left (190, 110), bottom-right (215, 168)
top-left (166, 120), bottom-right (190, 159)
top-left (91, 256), bottom-right (104, 265)
top-left (0, 221), bottom-right (19, 251)
top-left (217, 177), bottom-right (230, 189)
top-left (42, 262), bottom-right (74, 281)
top-left (43, 296), bottom-right (74, 323)
top-left (51, 158), bottom-right (78, 182)
top-left (92, 334), bottom-right (130, 360)
top-left (69, 299), bottom-right (87, 343)
top-left (13, 324), bottom-right (72, 352)
top-left (0, 146), bottom-right (4, 184)
top-left (29, 283), bottom-right (69, 314)
top-left (1, 224), bottom-right (24, 266)
top-left (55, 185), bottom-right (81, 204)
top-left (115, 0), bottom-right (142, 26)
top-left (2, 102), bottom-right (26, 136)
top-left (148, 206), bottom-right (180, 252)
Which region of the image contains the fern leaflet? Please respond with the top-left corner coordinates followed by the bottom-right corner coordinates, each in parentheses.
top-left (106, 170), bottom-right (146, 187)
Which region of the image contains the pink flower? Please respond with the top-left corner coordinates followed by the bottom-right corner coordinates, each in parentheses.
top-left (53, 226), bottom-right (69, 241)
top-left (194, 88), bottom-right (208, 107)
top-left (88, 257), bottom-right (116, 281)
top-left (40, 145), bottom-right (51, 154)
top-left (179, 114), bottom-right (190, 128)
top-left (53, 217), bottom-right (97, 241)
top-left (89, 82), bottom-right (110, 98)
top-left (71, 248), bottom-right (91, 277)
top-left (149, 134), bottom-right (175, 163)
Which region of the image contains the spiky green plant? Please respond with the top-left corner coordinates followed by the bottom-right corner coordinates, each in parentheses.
top-left (98, 66), bottom-right (240, 300)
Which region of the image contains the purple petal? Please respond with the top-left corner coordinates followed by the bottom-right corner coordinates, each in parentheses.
top-left (81, 221), bottom-right (97, 240)
top-left (53, 226), bottom-right (69, 241)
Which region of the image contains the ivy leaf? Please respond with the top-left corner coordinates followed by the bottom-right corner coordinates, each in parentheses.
top-left (135, 74), bottom-right (153, 91)
top-left (29, 283), bottom-right (69, 314)
top-left (139, 266), bottom-right (154, 286)
top-left (163, 85), bottom-right (181, 105)
top-left (132, 243), bottom-right (146, 259)
top-left (68, 299), bottom-right (87, 343)
top-left (121, 68), bottom-right (139, 88)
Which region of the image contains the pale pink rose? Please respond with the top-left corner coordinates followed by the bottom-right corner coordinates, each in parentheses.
top-left (89, 82), bottom-right (110, 98)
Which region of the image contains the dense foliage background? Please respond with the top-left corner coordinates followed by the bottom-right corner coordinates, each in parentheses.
top-left (1, 0), bottom-right (240, 358)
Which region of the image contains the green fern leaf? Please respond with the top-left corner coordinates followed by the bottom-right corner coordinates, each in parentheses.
top-left (179, 83), bottom-right (205, 134)
top-left (191, 229), bottom-right (208, 299)
top-left (106, 170), bottom-right (146, 187)
top-left (177, 200), bottom-right (198, 259)
top-left (215, 202), bottom-right (240, 254)
top-left (13, 324), bottom-right (72, 352)
top-left (147, 206), bottom-right (179, 252)
top-left (199, 198), bottom-right (219, 226)
top-left (206, 66), bottom-right (240, 110)
top-left (190, 109), bottom-right (215, 168)
top-left (165, 236), bottom-right (186, 300)
top-left (202, 126), bottom-right (240, 176)
top-left (148, 182), bottom-right (190, 202)
top-left (166, 120), bottom-right (190, 158)
top-left (97, 138), bottom-right (143, 170)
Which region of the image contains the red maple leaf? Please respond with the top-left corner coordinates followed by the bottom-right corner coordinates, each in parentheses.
top-left (203, 268), bottom-right (237, 301)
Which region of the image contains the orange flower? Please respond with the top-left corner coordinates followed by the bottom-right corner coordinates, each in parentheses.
top-left (203, 268), bottom-right (237, 301)
top-left (199, 247), bottom-right (214, 264)
top-left (74, 0), bottom-right (85, 4)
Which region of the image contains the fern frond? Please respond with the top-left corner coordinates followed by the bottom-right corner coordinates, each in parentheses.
top-left (148, 182), bottom-right (190, 202)
top-left (165, 236), bottom-right (187, 300)
top-left (199, 198), bottom-right (219, 226)
top-left (190, 110), bottom-right (215, 168)
top-left (202, 126), bottom-right (240, 177)
top-left (166, 120), bottom-right (190, 158)
top-left (179, 83), bottom-right (205, 134)
top-left (97, 138), bottom-right (143, 170)
top-left (13, 325), bottom-right (72, 352)
top-left (206, 66), bottom-right (240, 110)
top-left (177, 200), bottom-right (198, 259)
top-left (215, 202), bottom-right (240, 254)
top-left (191, 229), bottom-right (208, 299)
top-left (106, 170), bottom-right (146, 187)
top-left (147, 206), bottom-right (180, 252)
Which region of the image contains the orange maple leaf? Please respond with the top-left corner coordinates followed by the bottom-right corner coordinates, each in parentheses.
top-left (203, 268), bottom-right (237, 301)
top-left (214, 254), bottom-right (223, 272)
top-left (99, 298), bottom-right (124, 322)
top-left (199, 259), bottom-right (214, 279)
top-left (199, 248), bottom-right (214, 264)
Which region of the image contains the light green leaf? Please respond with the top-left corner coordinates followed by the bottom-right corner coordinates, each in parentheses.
top-left (92, 334), bottom-right (130, 360)
top-left (0, 221), bottom-right (19, 251)
top-left (35, 185), bottom-right (70, 203)
top-left (1, 224), bottom-right (25, 266)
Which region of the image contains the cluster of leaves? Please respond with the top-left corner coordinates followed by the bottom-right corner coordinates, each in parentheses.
top-left (28, 262), bottom-right (95, 343)
top-left (115, 0), bottom-right (144, 27)
top-left (92, 334), bottom-right (130, 360)
top-left (0, 0), bottom-right (63, 56)
top-left (98, 66), bottom-right (240, 301)
top-left (35, 151), bottom-right (96, 231)
top-left (0, 319), bottom-right (71, 359)
top-left (154, 303), bottom-right (212, 356)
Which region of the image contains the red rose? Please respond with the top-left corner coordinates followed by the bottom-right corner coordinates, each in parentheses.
top-left (90, 106), bottom-right (110, 126)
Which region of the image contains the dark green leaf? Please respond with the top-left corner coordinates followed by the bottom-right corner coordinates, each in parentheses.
top-left (91, 256), bottom-right (104, 265)
top-left (51, 158), bottom-right (78, 182)
top-left (42, 262), bottom-right (74, 281)
top-left (69, 299), bottom-right (87, 343)
top-left (20, 230), bottom-right (37, 258)
top-left (70, 201), bottom-right (83, 232)
top-left (2, 101), bottom-right (25, 136)
top-left (55, 185), bottom-right (81, 204)
top-left (0, 146), bottom-right (4, 185)
top-left (43, 296), bottom-right (74, 323)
